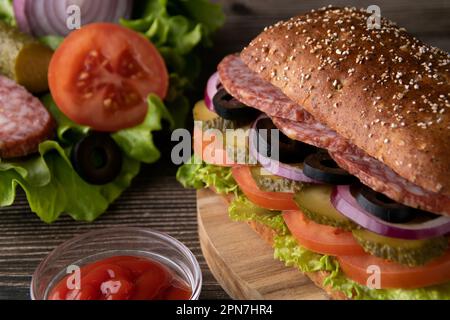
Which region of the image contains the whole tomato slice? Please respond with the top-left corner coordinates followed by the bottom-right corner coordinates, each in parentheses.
top-left (338, 251), bottom-right (450, 289)
top-left (283, 210), bottom-right (366, 256)
top-left (232, 166), bottom-right (299, 210)
top-left (49, 23), bottom-right (168, 132)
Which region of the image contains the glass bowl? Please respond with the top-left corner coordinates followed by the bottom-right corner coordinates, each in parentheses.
top-left (30, 227), bottom-right (202, 300)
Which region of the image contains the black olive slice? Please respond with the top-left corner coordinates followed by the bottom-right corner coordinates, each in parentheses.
top-left (72, 133), bottom-right (123, 185)
top-left (255, 117), bottom-right (317, 163)
top-left (355, 185), bottom-right (418, 223)
top-left (303, 152), bottom-right (356, 184)
top-left (213, 88), bottom-right (259, 120)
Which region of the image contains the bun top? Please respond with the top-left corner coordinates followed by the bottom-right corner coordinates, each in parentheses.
top-left (241, 6), bottom-right (450, 197)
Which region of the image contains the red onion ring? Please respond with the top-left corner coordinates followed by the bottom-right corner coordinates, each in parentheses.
top-left (249, 115), bottom-right (321, 183)
top-left (204, 72), bottom-right (220, 112)
top-left (13, 0), bottom-right (31, 34)
top-left (14, 0), bottom-right (133, 37)
top-left (331, 185), bottom-right (450, 240)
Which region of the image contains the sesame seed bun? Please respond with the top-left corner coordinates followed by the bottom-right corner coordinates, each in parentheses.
top-left (240, 6), bottom-right (450, 197)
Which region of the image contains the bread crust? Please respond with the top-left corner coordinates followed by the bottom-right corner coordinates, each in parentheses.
top-left (240, 7), bottom-right (450, 196)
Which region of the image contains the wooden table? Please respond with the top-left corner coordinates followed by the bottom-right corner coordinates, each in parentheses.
top-left (1, 0), bottom-right (449, 300)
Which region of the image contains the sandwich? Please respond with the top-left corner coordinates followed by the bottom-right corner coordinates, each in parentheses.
top-left (177, 7), bottom-right (450, 300)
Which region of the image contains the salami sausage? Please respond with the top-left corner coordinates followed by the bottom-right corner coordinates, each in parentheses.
top-left (218, 54), bottom-right (306, 121)
top-left (0, 76), bottom-right (54, 158)
top-left (272, 116), bottom-right (352, 154)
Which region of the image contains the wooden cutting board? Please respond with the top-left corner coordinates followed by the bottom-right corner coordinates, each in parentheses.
top-left (197, 188), bottom-right (328, 300)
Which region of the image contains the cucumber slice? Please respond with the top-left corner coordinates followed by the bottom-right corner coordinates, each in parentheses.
top-left (294, 185), bottom-right (357, 231)
top-left (250, 166), bottom-right (304, 193)
top-left (353, 229), bottom-right (448, 267)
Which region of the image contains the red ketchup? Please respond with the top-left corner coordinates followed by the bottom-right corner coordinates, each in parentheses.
top-left (48, 256), bottom-right (192, 300)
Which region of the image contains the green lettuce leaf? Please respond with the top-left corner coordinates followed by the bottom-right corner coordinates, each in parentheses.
top-left (112, 95), bottom-right (175, 164)
top-left (0, 141), bottom-right (140, 223)
top-left (0, 0), bottom-right (14, 26)
top-left (229, 194), bottom-right (288, 235)
top-left (122, 0), bottom-right (225, 127)
top-left (176, 156), bottom-right (237, 195)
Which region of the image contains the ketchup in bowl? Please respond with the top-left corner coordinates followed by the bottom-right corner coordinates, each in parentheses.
top-left (48, 256), bottom-right (192, 300)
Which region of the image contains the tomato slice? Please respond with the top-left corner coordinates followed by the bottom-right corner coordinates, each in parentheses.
top-left (338, 251), bottom-right (450, 289)
top-left (193, 124), bottom-right (233, 167)
top-left (132, 266), bottom-right (172, 300)
top-left (49, 23), bottom-right (168, 132)
top-left (164, 280), bottom-right (193, 300)
top-left (283, 210), bottom-right (366, 256)
top-left (232, 166), bottom-right (298, 210)
top-left (100, 278), bottom-right (134, 300)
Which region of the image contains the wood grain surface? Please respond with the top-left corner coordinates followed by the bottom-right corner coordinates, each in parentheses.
top-left (0, 0), bottom-right (449, 300)
top-left (197, 189), bottom-right (328, 300)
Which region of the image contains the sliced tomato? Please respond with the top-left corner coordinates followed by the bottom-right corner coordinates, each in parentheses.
top-left (338, 251), bottom-right (450, 289)
top-left (193, 123), bottom-right (233, 167)
top-left (283, 210), bottom-right (366, 256)
top-left (49, 23), bottom-right (168, 132)
top-left (232, 166), bottom-right (298, 210)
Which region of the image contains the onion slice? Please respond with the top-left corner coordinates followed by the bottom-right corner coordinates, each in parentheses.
top-left (249, 115), bottom-right (321, 183)
top-left (13, 0), bottom-right (31, 34)
top-left (14, 0), bottom-right (134, 37)
top-left (204, 72), bottom-right (221, 112)
top-left (331, 185), bottom-right (450, 240)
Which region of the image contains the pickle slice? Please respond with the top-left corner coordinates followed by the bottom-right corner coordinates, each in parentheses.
top-left (294, 185), bottom-right (357, 231)
top-left (193, 100), bottom-right (218, 122)
top-left (250, 166), bottom-right (304, 193)
top-left (0, 21), bottom-right (53, 93)
top-left (353, 229), bottom-right (448, 267)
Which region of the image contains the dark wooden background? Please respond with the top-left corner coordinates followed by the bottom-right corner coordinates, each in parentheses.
top-left (1, 0), bottom-right (449, 300)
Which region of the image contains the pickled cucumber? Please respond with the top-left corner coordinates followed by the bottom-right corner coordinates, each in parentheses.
top-left (0, 21), bottom-right (53, 93)
top-left (193, 100), bottom-right (218, 122)
top-left (353, 229), bottom-right (448, 267)
top-left (251, 166), bottom-right (304, 192)
top-left (294, 185), bottom-right (357, 230)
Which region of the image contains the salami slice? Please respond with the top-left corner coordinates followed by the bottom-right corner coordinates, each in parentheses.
top-left (218, 54), bottom-right (306, 121)
top-left (0, 76), bottom-right (54, 158)
top-left (330, 151), bottom-right (450, 216)
top-left (272, 116), bottom-right (352, 154)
